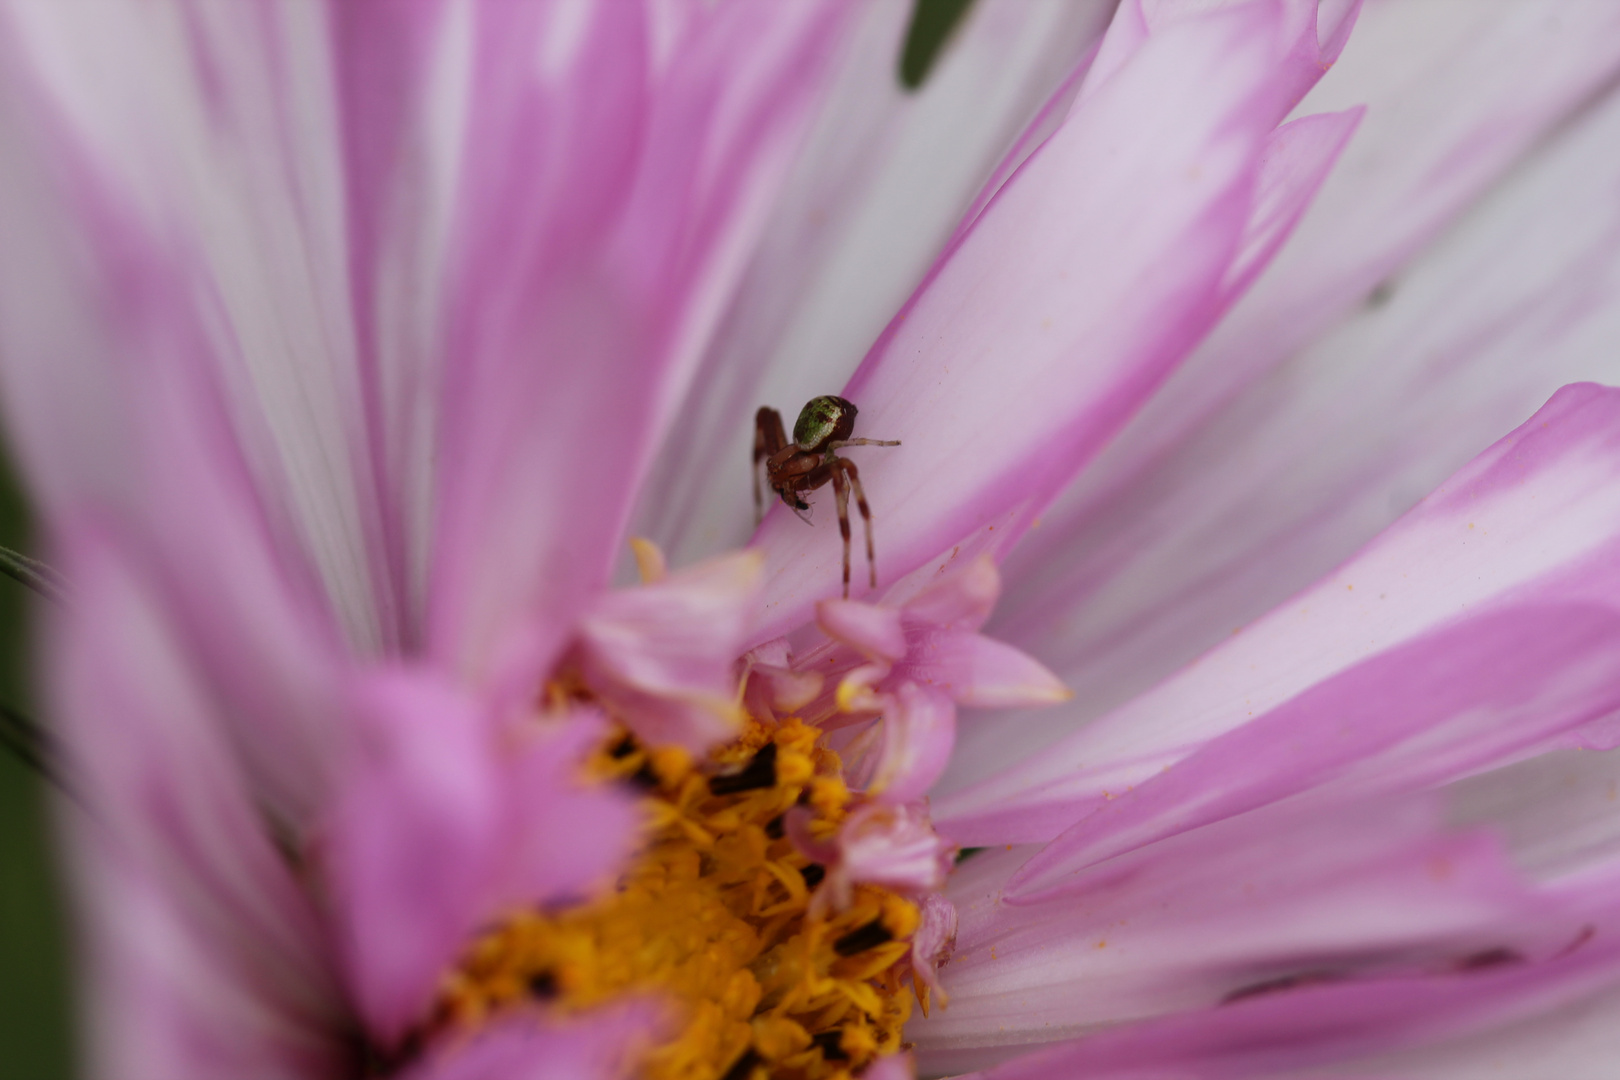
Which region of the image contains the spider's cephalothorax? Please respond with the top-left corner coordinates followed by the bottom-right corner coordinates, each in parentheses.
top-left (753, 395), bottom-right (900, 598)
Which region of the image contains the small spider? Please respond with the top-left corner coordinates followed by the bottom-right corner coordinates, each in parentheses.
top-left (754, 395), bottom-right (900, 598)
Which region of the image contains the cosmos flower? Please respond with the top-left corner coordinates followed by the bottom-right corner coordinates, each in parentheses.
top-left (5, 1), bottom-right (1620, 1079)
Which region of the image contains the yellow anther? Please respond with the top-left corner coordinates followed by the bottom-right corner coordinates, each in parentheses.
top-left (649, 744), bottom-right (694, 784)
top-left (882, 894), bottom-right (921, 939)
top-left (835, 676), bottom-right (864, 714)
top-left (777, 749), bottom-right (815, 786)
top-left (808, 777), bottom-right (850, 817)
top-left (752, 1015), bottom-right (812, 1059)
top-left (630, 536), bottom-right (669, 585)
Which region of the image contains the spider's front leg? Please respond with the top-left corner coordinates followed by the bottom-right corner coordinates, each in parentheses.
top-left (830, 457), bottom-right (877, 597)
top-left (831, 460), bottom-right (853, 598)
top-left (753, 407), bottom-right (788, 525)
top-left (838, 457), bottom-right (877, 590)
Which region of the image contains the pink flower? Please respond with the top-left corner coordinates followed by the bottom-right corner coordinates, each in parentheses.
top-left (5, 1), bottom-right (1620, 1079)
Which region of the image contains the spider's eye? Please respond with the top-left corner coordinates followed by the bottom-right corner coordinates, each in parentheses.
top-left (793, 395), bottom-right (855, 450)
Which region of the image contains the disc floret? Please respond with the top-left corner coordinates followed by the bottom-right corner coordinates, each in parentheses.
top-left (440, 715), bottom-right (924, 1080)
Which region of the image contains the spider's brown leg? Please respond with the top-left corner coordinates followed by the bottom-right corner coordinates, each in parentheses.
top-left (835, 457), bottom-right (877, 591)
top-left (754, 407), bottom-right (788, 525)
top-left (831, 462), bottom-right (853, 598)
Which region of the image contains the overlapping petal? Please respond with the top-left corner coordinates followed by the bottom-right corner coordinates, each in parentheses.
top-left (50, 531), bottom-right (345, 1080)
top-left (0, 7), bottom-right (363, 829)
top-left (635, 0), bottom-right (1115, 569)
top-left (574, 549), bottom-right (763, 751)
top-left (10, 1), bottom-right (1620, 1078)
top-left (973, 0), bottom-right (1620, 793)
top-left (785, 558), bottom-right (1064, 804)
top-left (324, 675), bottom-right (637, 1042)
top-left (750, 0), bottom-right (1356, 640)
top-left (1449, 745), bottom-right (1620, 884)
top-left (965, 939), bottom-right (1620, 1080)
top-left (426, 1), bottom-right (853, 692)
top-left (0, 1), bottom-right (861, 1071)
top-left (940, 384), bottom-right (1620, 847)
top-left (915, 794), bottom-right (1592, 1074)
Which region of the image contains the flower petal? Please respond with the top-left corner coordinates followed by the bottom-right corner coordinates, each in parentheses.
top-left (1083, 0), bottom-right (1359, 121)
top-left (939, 383), bottom-right (1620, 846)
top-left (0, 0), bottom-right (429, 653)
top-left (955, 936), bottom-right (1620, 1079)
top-left (0, 11), bottom-right (364, 825)
top-left (401, 1004), bottom-right (659, 1080)
top-left (1447, 745), bottom-right (1620, 885)
top-left (324, 670), bottom-right (503, 1043)
top-left (910, 893), bottom-right (960, 1009)
top-left (817, 598), bottom-right (909, 663)
top-left (895, 630), bottom-right (1070, 710)
top-left (871, 683), bottom-right (958, 804)
top-left (895, 552), bottom-right (1002, 632)
top-left (860, 1051), bottom-right (916, 1080)
top-left (823, 801), bottom-right (954, 910)
top-left (1278, 980), bottom-right (1620, 1079)
top-left (749, 0), bottom-right (1324, 639)
top-left (1004, 605), bottom-right (1620, 891)
top-left (497, 712), bottom-right (642, 914)
top-left (324, 678), bottom-right (635, 1044)
top-left (1218, 107), bottom-right (1363, 305)
top-left (915, 794), bottom-right (1575, 1073)
top-left (52, 532), bottom-right (344, 1079)
top-left (329, 0), bottom-right (476, 648)
top-left (577, 550), bottom-right (763, 751)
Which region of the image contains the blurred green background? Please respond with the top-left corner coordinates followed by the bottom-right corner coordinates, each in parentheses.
top-left (0, 456), bottom-right (74, 1080)
top-left (0, 3), bottom-right (975, 1077)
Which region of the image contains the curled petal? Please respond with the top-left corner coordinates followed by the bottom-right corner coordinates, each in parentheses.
top-left (785, 804), bottom-right (840, 868)
top-left (1218, 107), bottom-right (1363, 304)
top-left (746, 662), bottom-right (825, 719)
top-left (895, 553), bottom-right (1001, 632)
top-left (835, 801), bottom-right (955, 897)
top-left (818, 596), bottom-right (908, 662)
top-left (576, 550), bottom-right (762, 751)
top-left (911, 893), bottom-right (961, 1011)
top-left (896, 629), bottom-right (1070, 710)
top-left (871, 683), bottom-right (958, 804)
top-left (740, 636), bottom-right (825, 718)
top-left (835, 662), bottom-right (889, 716)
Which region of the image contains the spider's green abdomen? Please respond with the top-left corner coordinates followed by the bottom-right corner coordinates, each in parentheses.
top-left (794, 395), bottom-right (856, 452)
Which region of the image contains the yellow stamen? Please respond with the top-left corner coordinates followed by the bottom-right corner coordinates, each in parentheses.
top-left (439, 716), bottom-right (918, 1080)
top-left (630, 537), bottom-right (669, 585)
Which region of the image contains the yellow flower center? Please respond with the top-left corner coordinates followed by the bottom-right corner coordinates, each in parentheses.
top-left (439, 716), bottom-right (919, 1080)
